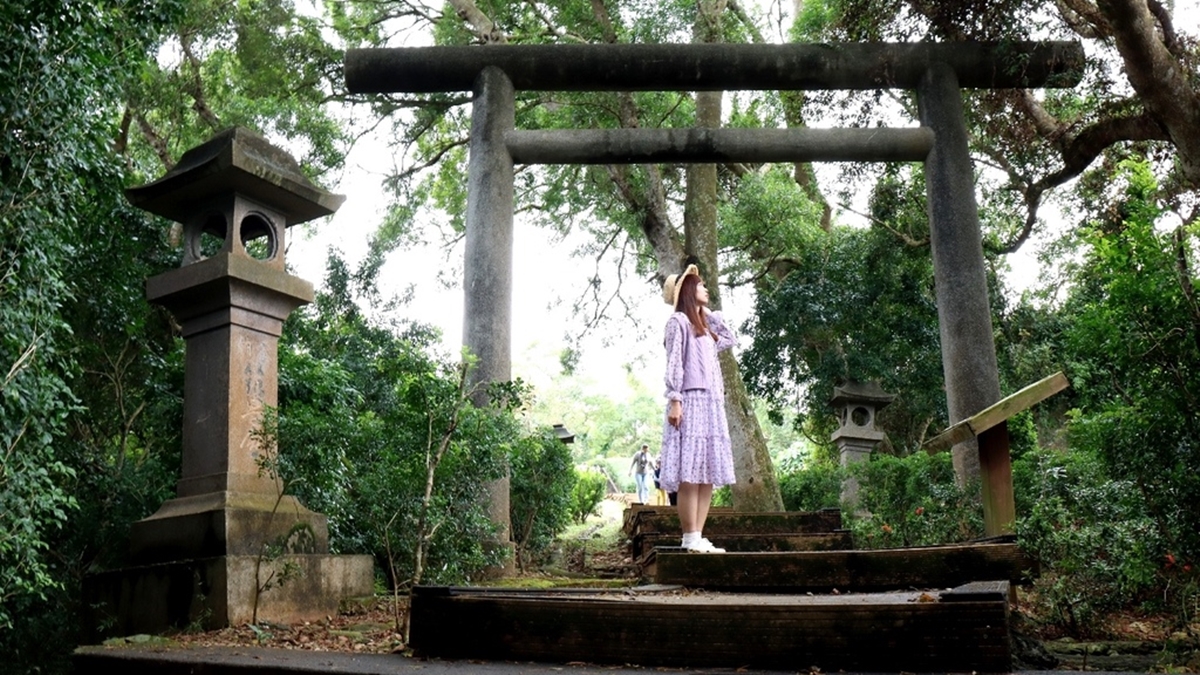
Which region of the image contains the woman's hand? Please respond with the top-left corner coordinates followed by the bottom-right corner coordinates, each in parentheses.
top-left (667, 400), bottom-right (683, 428)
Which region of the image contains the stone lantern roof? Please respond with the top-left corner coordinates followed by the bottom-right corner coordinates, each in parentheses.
top-left (831, 380), bottom-right (896, 410)
top-left (125, 126), bottom-right (344, 226)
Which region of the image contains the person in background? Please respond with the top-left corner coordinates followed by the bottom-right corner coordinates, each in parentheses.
top-left (628, 443), bottom-right (653, 504)
top-left (652, 455), bottom-right (668, 505)
top-left (659, 264), bottom-right (736, 553)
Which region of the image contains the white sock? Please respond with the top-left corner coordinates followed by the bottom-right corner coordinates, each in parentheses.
top-left (681, 531), bottom-right (699, 547)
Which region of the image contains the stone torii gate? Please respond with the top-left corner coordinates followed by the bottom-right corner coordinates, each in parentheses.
top-left (344, 42), bottom-right (1083, 542)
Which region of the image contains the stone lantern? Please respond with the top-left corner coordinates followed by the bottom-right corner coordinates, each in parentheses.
top-left (830, 380), bottom-right (895, 507)
top-left (553, 423), bottom-right (575, 444)
top-left (83, 127), bottom-right (373, 637)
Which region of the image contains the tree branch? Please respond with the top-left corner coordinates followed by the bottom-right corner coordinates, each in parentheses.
top-left (446, 0), bottom-right (507, 43)
top-left (1054, 0), bottom-right (1109, 38)
top-left (586, 0), bottom-right (685, 274)
top-left (726, 0), bottom-right (767, 44)
top-left (179, 31), bottom-right (221, 130)
top-left (135, 113), bottom-right (172, 169)
top-left (1097, 0), bottom-right (1200, 188)
top-left (998, 111), bottom-right (1168, 253)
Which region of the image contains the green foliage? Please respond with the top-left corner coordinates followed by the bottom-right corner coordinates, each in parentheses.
top-left (776, 455), bottom-right (842, 512)
top-left (712, 485), bottom-right (732, 507)
top-left (568, 469), bottom-right (608, 525)
top-left (718, 165), bottom-right (826, 284)
top-left (525, 374), bottom-right (661, 464)
top-left (1014, 446), bottom-right (1176, 634)
top-left (1057, 160), bottom-right (1200, 564)
top-left (2, 0), bottom-right (377, 652)
top-left (901, 155), bottom-right (1200, 637)
top-left (509, 429), bottom-right (577, 569)
top-left (275, 252), bottom-right (536, 587)
top-left (741, 209), bottom-right (946, 454)
top-left (0, 0), bottom-right (183, 662)
top-left (755, 400), bottom-right (814, 462)
top-left (772, 450), bottom-right (980, 546)
top-left (123, 0), bottom-right (352, 180)
top-left (847, 452), bottom-right (983, 549)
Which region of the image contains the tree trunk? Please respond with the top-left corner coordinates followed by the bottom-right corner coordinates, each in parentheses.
top-left (721, 351), bottom-right (785, 510)
top-left (1097, 0), bottom-right (1200, 188)
top-left (684, 0), bottom-right (783, 512)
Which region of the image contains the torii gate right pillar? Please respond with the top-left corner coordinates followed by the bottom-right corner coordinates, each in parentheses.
top-left (918, 62), bottom-right (1003, 484)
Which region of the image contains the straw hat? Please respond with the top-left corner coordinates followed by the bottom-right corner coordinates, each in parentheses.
top-left (662, 264), bottom-right (700, 307)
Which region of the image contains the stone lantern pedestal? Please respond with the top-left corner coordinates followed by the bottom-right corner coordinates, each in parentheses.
top-left (83, 128), bottom-right (374, 638)
top-left (830, 381), bottom-right (895, 509)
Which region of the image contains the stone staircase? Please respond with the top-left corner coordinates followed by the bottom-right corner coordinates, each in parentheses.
top-left (408, 507), bottom-right (1038, 672)
top-left (625, 505), bottom-right (852, 576)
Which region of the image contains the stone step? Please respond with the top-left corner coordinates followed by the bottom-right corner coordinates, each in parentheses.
top-left (408, 581), bottom-right (1014, 672)
top-left (623, 506), bottom-right (843, 537)
top-left (653, 541), bottom-right (1037, 592)
top-left (638, 530), bottom-right (854, 552)
top-left (631, 530), bottom-right (853, 569)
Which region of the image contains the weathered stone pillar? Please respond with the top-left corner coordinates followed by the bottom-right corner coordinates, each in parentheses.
top-left (830, 381), bottom-right (894, 509)
top-left (83, 127), bottom-right (374, 637)
top-left (464, 66), bottom-right (516, 571)
top-left (917, 63), bottom-right (1003, 484)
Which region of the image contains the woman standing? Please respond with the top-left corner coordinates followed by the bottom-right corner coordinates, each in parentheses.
top-left (659, 264), bottom-right (736, 553)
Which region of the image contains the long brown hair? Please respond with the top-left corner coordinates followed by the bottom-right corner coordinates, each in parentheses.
top-left (675, 273), bottom-right (714, 339)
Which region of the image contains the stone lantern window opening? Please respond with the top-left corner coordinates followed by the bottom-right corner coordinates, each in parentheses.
top-left (848, 405), bottom-right (872, 428)
top-left (239, 212), bottom-right (278, 262)
top-left (185, 212), bottom-right (228, 264)
top-left (180, 194), bottom-right (285, 269)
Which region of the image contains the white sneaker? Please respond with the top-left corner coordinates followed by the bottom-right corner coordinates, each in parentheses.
top-left (686, 537), bottom-right (726, 553)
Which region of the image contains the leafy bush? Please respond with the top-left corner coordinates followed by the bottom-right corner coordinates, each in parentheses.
top-left (510, 429), bottom-right (576, 569)
top-left (777, 455), bottom-right (842, 511)
top-left (1011, 159), bottom-right (1200, 633)
top-left (1015, 446), bottom-right (1176, 634)
top-left (847, 452), bottom-right (982, 549)
top-left (0, 0), bottom-right (181, 639)
top-left (275, 255), bottom-right (520, 589)
top-left (568, 469), bottom-right (608, 524)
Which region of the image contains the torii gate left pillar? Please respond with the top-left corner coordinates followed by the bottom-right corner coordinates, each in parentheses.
top-left (464, 67), bottom-right (517, 571)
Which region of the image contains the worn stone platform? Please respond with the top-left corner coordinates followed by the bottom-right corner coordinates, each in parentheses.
top-left (407, 582), bottom-right (1015, 672)
top-left (72, 644), bottom-right (807, 674)
top-left (83, 643), bottom-right (1160, 675)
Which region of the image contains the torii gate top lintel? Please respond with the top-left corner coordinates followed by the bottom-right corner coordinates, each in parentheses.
top-left (345, 41), bottom-right (1083, 95)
